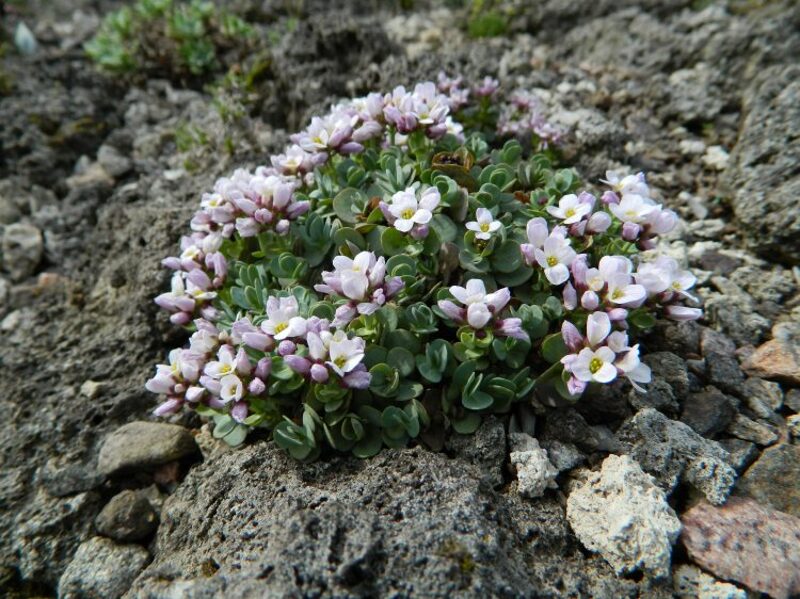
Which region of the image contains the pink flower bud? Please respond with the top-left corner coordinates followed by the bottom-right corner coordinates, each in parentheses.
top-left (170, 312), bottom-right (192, 326)
top-left (581, 290), bottom-right (600, 311)
top-left (255, 357), bottom-right (271, 380)
top-left (622, 222), bottom-right (641, 241)
top-left (248, 377), bottom-right (266, 395)
top-left (310, 363), bottom-right (330, 383)
top-left (235, 349), bottom-right (252, 376)
top-left (231, 401), bottom-right (248, 423)
top-left (607, 308), bottom-right (628, 322)
top-left (284, 355), bottom-right (311, 375)
top-left (153, 398), bottom-right (182, 416)
top-left (587, 211), bottom-right (612, 234)
top-left (277, 340), bottom-right (296, 356)
top-left (563, 282), bottom-right (578, 310)
top-left (561, 320), bottom-right (584, 352)
top-left (601, 191), bottom-right (620, 205)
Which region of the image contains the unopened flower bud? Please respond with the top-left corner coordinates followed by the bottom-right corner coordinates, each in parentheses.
top-left (621, 222), bottom-right (641, 241)
top-left (277, 340), bottom-right (296, 356)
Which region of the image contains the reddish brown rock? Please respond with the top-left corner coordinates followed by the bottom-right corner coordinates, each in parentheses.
top-left (681, 497), bottom-right (800, 599)
top-left (743, 323), bottom-right (800, 385)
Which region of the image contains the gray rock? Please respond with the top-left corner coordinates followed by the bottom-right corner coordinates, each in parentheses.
top-left (741, 377), bottom-right (783, 418)
top-left (736, 443), bottom-right (800, 517)
top-left (1, 222), bottom-right (43, 282)
top-left (12, 490), bottom-right (102, 587)
top-left (786, 389), bottom-right (800, 413)
top-left (718, 438), bottom-right (758, 474)
top-left (673, 564), bottom-right (746, 599)
top-left (628, 376), bottom-right (679, 415)
top-left (97, 421), bottom-right (199, 477)
top-left (126, 443), bottom-right (646, 598)
top-left (725, 64), bottom-right (800, 263)
top-left (37, 458), bottom-right (104, 498)
top-left (680, 387), bottom-right (736, 437)
top-left (444, 415), bottom-right (506, 488)
top-left (97, 144), bottom-right (133, 177)
top-left (509, 433), bottom-right (558, 498)
top-left (566, 454), bottom-right (681, 579)
top-left (95, 490), bottom-right (159, 543)
top-left (541, 408), bottom-right (604, 453)
top-left (540, 440), bottom-right (585, 472)
top-left (616, 408), bottom-right (736, 505)
top-left (725, 414), bottom-right (778, 447)
top-left (643, 352), bottom-right (690, 401)
top-left (700, 329), bottom-right (744, 395)
top-left (58, 537), bottom-right (149, 599)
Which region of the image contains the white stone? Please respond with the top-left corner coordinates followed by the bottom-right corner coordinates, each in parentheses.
top-left (566, 454), bottom-right (681, 578)
top-left (509, 433), bottom-right (558, 498)
top-left (680, 139), bottom-right (706, 155)
top-left (703, 145), bottom-right (729, 171)
top-left (673, 564), bottom-right (747, 599)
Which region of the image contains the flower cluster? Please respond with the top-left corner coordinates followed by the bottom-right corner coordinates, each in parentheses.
top-left (498, 90), bottom-right (564, 146)
top-left (147, 76), bottom-right (701, 460)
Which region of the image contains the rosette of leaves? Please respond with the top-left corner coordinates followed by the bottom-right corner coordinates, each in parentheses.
top-left (85, 0), bottom-right (255, 83)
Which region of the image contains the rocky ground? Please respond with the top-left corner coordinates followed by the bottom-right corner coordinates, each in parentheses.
top-left (1, 0), bottom-right (799, 597)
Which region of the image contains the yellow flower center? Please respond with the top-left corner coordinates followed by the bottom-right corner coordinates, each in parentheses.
top-left (401, 208), bottom-right (415, 220)
top-left (565, 208), bottom-right (575, 218)
top-left (220, 364), bottom-right (232, 375)
top-left (671, 281), bottom-right (681, 290)
top-left (589, 357), bottom-right (603, 374)
top-left (546, 256), bottom-right (558, 267)
top-left (334, 356), bottom-right (347, 369)
top-left (479, 223), bottom-right (490, 233)
top-left (612, 288), bottom-right (624, 300)
top-left (274, 322), bottom-right (288, 334)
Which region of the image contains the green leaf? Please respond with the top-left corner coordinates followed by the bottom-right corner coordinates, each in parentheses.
top-left (462, 390), bottom-right (493, 411)
top-left (352, 426), bottom-right (383, 458)
top-left (629, 309), bottom-right (656, 330)
top-left (541, 333), bottom-right (569, 364)
top-left (451, 412), bottom-right (481, 434)
top-left (332, 188), bottom-right (365, 224)
top-left (381, 227), bottom-right (408, 256)
top-left (490, 239), bottom-right (523, 274)
top-left (387, 347), bottom-right (415, 377)
top-left (222, 424), bottom-right (248, 446)
top-left (430, 213), bottom-right (458, 243)
top-left (212, 415), bottom-right (235, 439)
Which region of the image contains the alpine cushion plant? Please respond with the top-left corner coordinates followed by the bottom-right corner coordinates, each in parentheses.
top-left (147, 75), bottom-right (702, 459)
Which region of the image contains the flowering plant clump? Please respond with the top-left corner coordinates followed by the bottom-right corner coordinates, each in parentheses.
top-left (147, 75), bottom-right (701, 459)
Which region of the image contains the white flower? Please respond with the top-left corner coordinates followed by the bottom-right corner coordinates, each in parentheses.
top-left (326, 331), bottom-right (365, 376)
top-left (609, 194), bottom-right (660, 225)
top-left (219, 374), bottom-right (244, 403)
top-left (546, 194), bottom-right (592, 224)
top-left (332, 252), bottom-right (372, 300)
top-left (601, 171), bottom-right (649, 197)
top-left (606, 273), bottom-right (647, 307)
top-left (533, 232), bottom-right (577, 285)
top-left (204, 345), bottom-right (236, 379)
top-left (614, 343), bottom-right (651, 392)
top-left (525, 217), bottom-right (549, 247)
top-left (388, 187), bottom-right (440, 233)
top-left (467, 303), bottom-right (492, 328)
top-left (586, 311), bottom-right (611, 348)
top-left (449, 278), bottom-right (488, 306)
top-left (569, 347), bottom-right (618, 384)
top-left (635, 255), bottom-right (697, 299)
top-left (466, 207), bottom-right (502, 240)
top-left (262, 296), bottom-right (307, 340)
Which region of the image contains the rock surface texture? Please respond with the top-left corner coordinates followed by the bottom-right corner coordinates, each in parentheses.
top-left (2, 0), bottom-right (799, 597)
top-left (681, 498), bottom-right (800, 599)
top-left (566, 454), bottom-right (681, 578)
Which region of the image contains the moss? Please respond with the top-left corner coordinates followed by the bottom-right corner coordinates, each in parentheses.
top-left (437, 539), bottom-right (477, 574)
